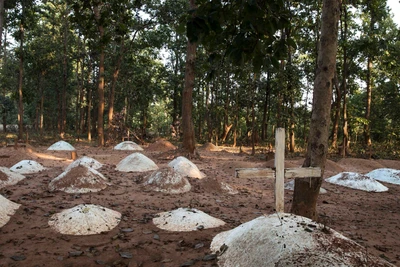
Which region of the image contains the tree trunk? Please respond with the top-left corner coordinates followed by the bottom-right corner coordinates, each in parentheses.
top-left (94, 4), bottom-right (105, 146)
top-left (331, 72), bottom-right (341, 149)
top-left (181, 0), bottom-right (197, 154)
top-left (261, 72), bottom-right (271, 141)
top-left (108, 40), bottom-right (124, 130)
top-left (364, 57), bottom-right (372, 149)
top-left (291, 0), bottom-right (340, 220)
top-left (17, 23), bottom-right (24, 140)
top-left (60, 7), bottom-right (68, 138)
top-left (341, 3), bottom-right (350, 157)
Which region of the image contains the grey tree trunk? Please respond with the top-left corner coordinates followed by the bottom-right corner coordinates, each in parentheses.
top-left (291, 0), bottom-right (340, 220)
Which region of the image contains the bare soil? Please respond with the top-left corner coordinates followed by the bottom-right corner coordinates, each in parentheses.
top-left (0, 143), bottom-right (399, 267)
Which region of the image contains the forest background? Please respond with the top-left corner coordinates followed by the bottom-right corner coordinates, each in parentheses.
top-left (0, 0), bottom-right (399, 160)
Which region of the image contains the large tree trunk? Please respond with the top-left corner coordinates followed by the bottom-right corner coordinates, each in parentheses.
top-left (60, 9), bottom-right (68, 138)
top-left (108, 41), bottom-right (124, 130)
top-left (291, 0), bottom-right (340, 220)
top-left (364, 57), bottom-right (372, 149)
top-left (261, 72), bottom-right (271, 141)
top-left (331, 72), bottom-right (341, 149)
top-left (94, 4), bottom-right (105, 146)
top-left (181, 0), bottom-right (197, 154)
top-left (17, 23), bottom-right (24, 140)
top-left (341, 3), bottom-right (350, 157)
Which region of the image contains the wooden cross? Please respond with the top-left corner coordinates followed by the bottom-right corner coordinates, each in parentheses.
top-left (235, 128), bottom-right (321, 213)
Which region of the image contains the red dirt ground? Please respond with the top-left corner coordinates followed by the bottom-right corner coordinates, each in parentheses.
top-left (0, 143), bottom-right (399, 267)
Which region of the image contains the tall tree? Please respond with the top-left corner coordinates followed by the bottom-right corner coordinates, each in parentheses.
top-left (181, 0), bottom-right (197, 154)
top-left (291, 0), bottom-right (340, 220)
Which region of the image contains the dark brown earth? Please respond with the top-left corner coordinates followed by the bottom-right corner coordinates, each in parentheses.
top-left (0, 143), bottom-right (399, 267)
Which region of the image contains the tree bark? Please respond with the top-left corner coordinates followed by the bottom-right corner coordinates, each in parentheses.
top-left (94, 3), bottom-right (105, 146)
top-left (60, 8), bottom-right (68, 138)
top-left (291, 0), bottom-right (340, 220)
top-left (181, 0), bottom-right (197, 154)
top-left (331, 72), bottom-right (341, 149)
top-left (364, 57), bottom-right (372, 148)
top-left (17, 22), bottom-right (24, 140)
top-left (108, 40), bottom-right (124, 130)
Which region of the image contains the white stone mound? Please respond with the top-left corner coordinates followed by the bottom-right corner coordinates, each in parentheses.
top-left (366, 168), bottom-right (400, 185)
top-left (325, 172), bottom-right (388, 192)
top-left (153, 208), bottom-right (225, 232)
top-left (0, 194), bottom-right (20, 228)
top-left (115, 153), bottom-right (158, 172)
top-left (10, 160), bottom-right (46, 174)
top-left (0, 167), bottom-right (26, 189)
top-left (211, 213), bottom-right (394, 267)
top-left (48, 204), bottom-right (121, 235)
top-left (167, 156), bottom-right (206, 179)
top-left (65, 156), bottom-right (103, 171)
top-left (143, 167), bottom-right (191, 194)
top-left (47, 141), bottom-right (75, 151)
top-left (284, 180), bottom-right (327, 194)
top-left (49, 165), bottom-right (109, 193)
top-left (114, 141), bottom-right (143, 151)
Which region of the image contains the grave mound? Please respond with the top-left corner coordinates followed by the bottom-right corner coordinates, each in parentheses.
top-left (0, 167), bottom-right (26, 189)
top-left (115, 153), bottom-right (158, 172)
top-left (114, 141), bottom-right (143, 151)
top-left (10, 160), bottom-right (46, 174)
top-left (47, 141), bottom-right (75, 151)
top-left (143, 167), bottom-right (191, 194)
top-left (211, 213), bottom-right (393, 267)
top-left (49, 165), bottom-right (109, 193)
top-left (0, 194), bottom-right (20, 228)
top-left (366, 168), bottom-right (400, 185)
top-left (153, 208), bottom-right (225, 232)
top-left (325, 172), bottom-right (388, 192)
top-left (65, 156), bottom-right (102, 171)
top-left (168, 156), bottom-right (205, 179)
top-left (146, 139), bottom-right (177, 152)
top-left (48, 204), bottom-right (121, 235)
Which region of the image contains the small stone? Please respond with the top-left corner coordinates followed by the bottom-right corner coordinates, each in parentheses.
top-left (194, 243), bottom-right (204, 249)
top-left (153, 234), bottom-right (160, 240)
top-left (142, 230), bottom-right (152, 234)
top-left (203, 254), bottom-right (217, 261)
top-left (196, 225), bottom-right (204, 230)
top-left (10, 255), bottom-right (26, 261)
top-left (69, 251), bottom-right (83, 257)
top-left (121, 228), bottom-right (134, 233)
top-left (95, 259), bottom-right (106, 265)
top-left (180, 260), bottom-right (196, 266)
top-left (119, 251), bottom-right (133, 259)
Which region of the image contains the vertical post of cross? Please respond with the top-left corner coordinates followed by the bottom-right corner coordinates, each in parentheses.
top-left (274, 128), bottom-right (285, 213)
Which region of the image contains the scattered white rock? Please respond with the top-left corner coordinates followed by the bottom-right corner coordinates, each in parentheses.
top-left (143, 167), bottom-right (191, 194)
top-left (153, 208), bottom-right (225, 232)
top-left (0, 194), bottom-right (20, 228)
top-left (366, 168), bottom-right (400, 185)
top-left (49, 165), bottom-right (109, 193)
top-left (48, 204), bottom-right (121, 235)
top-left (220, 182), bottom-right (239, 195)
top-left (10, 160), bottom-right (46, 174)
top-left (65, 156), bottom-right (102, 171)
top-left (167, 156), bottom-right (206, 179)
top-left (211, 213), bottom-right (394, 267)
top-left (47, 141), bottom-right (75, 151)
top-left (284, 180), bottom-right (327, 194)
top-left (115, 153), bottom-right (158, 172)
top-left (0, 167), bottom-right (26, 189)
top-left (325, 172), bottom-right (388, 192)
top-left (114, 141), bottom-right (143, 151)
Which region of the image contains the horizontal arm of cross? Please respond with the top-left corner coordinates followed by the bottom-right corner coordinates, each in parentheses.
top-left (235, 167), bottom-right (321, 179)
